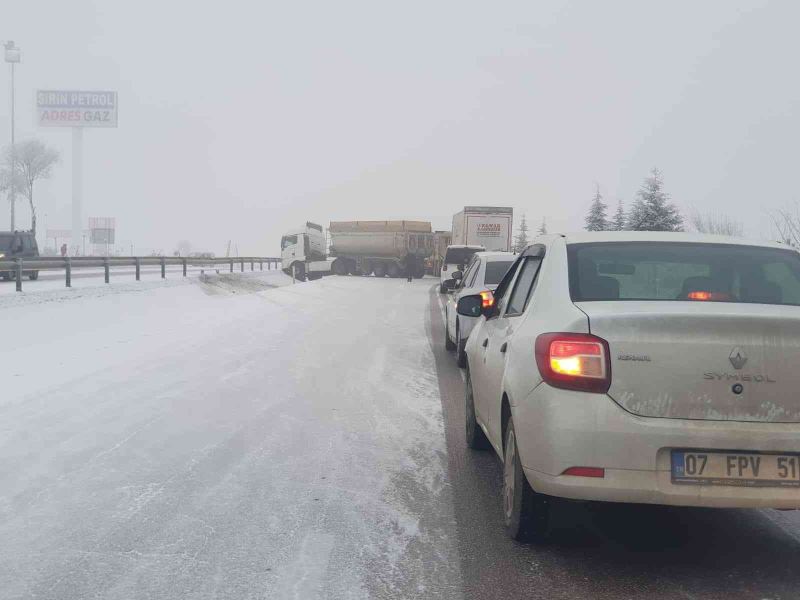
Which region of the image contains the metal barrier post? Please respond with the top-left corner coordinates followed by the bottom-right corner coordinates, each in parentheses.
top-left (15, 259), bottom-right (22, 292)
top-left (182, 258), bottom-right (187, 277)
top-left (65, 258), bottom-right (72, 287)
top-left (230, 259), bottom-right (234, 273)
top-left (260, 260), bottom-right (263, 271)
top-left (240, 259), bottom-right (244, 273)
top-left (135, 257), bottom-right (141, 281)
top-left (103, 257), bottom-right (110, 284)
top-left (160, 257), bottom-right (166, 279)
top-left (250, 260), bottom-right (254, 271)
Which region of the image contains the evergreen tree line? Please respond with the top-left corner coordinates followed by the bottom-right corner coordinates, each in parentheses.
top-left (513, 214), bottom-right (547, 252)
top-left (584, 167), bottom-right (683, 232)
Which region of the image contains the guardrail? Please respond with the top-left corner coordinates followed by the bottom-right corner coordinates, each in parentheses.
top-left (0, 256), bottom-right (282, 292)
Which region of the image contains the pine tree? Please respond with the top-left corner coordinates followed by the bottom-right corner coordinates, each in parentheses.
top-left (538, 217), bottom-right (547, 235)
top-left (627, 168), bottom-right (683, 232)
top-left (513, 213), bottom-right (530, 252)
top-left (611, 199), bottom-right (626, 231)
top-left (584, 184), bottom-right (608, 231)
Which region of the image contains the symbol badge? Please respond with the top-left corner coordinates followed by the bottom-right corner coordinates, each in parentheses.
top-left (729, 347), bottom-right (747, 370)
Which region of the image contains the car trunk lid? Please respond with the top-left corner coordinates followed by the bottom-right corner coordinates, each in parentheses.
top-left (579, 301), bottom-right (800, 422)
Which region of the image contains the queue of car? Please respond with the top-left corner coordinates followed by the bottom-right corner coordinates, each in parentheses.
top-left (441, 232), bottom-right (800, 542)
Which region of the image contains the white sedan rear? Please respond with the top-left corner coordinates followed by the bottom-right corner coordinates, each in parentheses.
top-left (457, 232), bottom-right (800, 541)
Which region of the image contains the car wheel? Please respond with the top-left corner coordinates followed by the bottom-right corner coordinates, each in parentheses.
top-left (28, 271), bottom-right (39, 281)
top-left (445, 311), bottom-right (456, 351)
top-left (465, 367), bottom-right (490, 450)
top-left (504, 416), bottom-right (552, 542)
top-left (456, 321), bottom-right (467, 368)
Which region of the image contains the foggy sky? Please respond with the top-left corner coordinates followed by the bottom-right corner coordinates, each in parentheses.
top-left (3, 0), bottom-right (799, 255)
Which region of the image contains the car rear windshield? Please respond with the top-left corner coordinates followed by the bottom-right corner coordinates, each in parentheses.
top-left (444, 247), bottom-right (480, 266)
top-left (568, 242), bottom-right (800, 306)
top-left (484, 260), bottom-right (514, 285)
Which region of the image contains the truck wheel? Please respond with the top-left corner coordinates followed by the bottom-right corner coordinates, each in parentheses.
top-left (504, 416), bottom-right (552, 542)
top-left (413, 265), bottom-right (426, 279)
top-left (28, 271), bottom-right (39, 281)
top-left (292, 262), bottom-right (306, 281)
top-left (373, 263), bottom-right (386, 278)
top-left (387, 263), bottom-right (401, 278)
top-left (332, 259), bottom-right (348, 276)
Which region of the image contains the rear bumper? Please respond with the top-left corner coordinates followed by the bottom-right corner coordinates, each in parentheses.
top-left (513, 385), bottom-right (800, 509)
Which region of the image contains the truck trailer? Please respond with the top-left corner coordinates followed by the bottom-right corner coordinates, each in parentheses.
top-left (451, 206), bottom-right (514, 252)
top-left (280, 220), bottom-right (434, 280)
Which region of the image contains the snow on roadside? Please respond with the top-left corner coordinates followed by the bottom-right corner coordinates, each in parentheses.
top-left (0, 275), bottom-right (463, 599)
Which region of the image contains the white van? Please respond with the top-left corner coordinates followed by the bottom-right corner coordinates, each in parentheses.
top-left (439, 244), bottom-right (485, 293)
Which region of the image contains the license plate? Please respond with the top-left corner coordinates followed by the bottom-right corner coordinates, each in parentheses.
top-left (671, 450), bottom-right (800, 487)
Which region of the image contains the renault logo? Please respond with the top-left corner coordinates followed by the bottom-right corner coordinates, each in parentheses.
top-left (729, 347), bottom-right (748, 370)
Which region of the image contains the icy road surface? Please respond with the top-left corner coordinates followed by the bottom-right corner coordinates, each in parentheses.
top-left (5, 272), bottom-right (800, 600)
top-left (0, 273), bottom-right (460, 599)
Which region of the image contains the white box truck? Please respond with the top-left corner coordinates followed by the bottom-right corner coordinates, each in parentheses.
top-left (451, 206), bottom-right (514, 252)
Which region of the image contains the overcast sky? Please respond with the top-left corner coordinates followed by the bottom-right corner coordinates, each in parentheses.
top-left (3, 0), bottom-right (799, 255)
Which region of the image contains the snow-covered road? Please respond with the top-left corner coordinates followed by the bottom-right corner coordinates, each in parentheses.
top-left (5, 273), bottom-right (800, 600)
top-left (0, 274), bottom-right (461, 599)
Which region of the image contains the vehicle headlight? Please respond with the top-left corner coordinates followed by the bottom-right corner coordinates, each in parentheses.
top-left (0, 253), bottom-right (5, 259)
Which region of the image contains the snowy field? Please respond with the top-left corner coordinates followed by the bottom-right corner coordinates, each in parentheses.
top-left (0, 272), bottom-right (460, 599)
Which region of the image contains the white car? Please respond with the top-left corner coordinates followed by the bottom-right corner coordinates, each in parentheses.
top-left (439, 244), bottom-right (485, 294)
top-left (445, 251), bottom-right (515, 367)
top-left (457, 232), bottom-right (800, 541)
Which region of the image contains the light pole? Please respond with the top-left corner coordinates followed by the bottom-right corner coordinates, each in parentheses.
top-left (4, 41), bottom-right (20, 232)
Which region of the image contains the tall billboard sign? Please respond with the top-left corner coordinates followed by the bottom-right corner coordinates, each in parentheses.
top-left (36, 90), bottom-right (118, 128)
top-left (36, 90), bottom-right (117, 255)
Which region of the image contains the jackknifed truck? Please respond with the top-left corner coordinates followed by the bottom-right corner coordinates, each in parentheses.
top-left (280, 220), bottom-right (434, 280)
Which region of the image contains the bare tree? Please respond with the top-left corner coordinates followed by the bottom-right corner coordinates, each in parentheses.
top-left (771, 204), bottom-right (800, 247)
top-left (3, 139), bottom-right (60, 234)
top-left (689, 211), bottom-right (744, 237)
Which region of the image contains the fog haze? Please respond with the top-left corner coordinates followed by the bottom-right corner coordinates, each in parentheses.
top-left (3, 0), bottom-right (798, 254)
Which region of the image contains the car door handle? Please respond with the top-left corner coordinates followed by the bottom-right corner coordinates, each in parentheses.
top-left (482, 338), bottom-right (488, 348)
top-left (500, 342), bottom-right (508, 353)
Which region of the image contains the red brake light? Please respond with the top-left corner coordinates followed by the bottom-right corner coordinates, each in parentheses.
top-left (479, 290), bottom-right (494, 309)
top-left (562, 466), bottom-right (605, 478)
top-left (687, 290), bottom-right (730, 301)
top-left (535, 333), bottom-right (611, 393)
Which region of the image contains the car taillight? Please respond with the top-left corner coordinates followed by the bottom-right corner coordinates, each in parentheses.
top-left (479, 290), bottom-right (494, 309)
top-left (535, 333), bottom-right (611, 393)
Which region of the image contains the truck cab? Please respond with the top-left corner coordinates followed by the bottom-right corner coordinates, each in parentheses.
top-left (280, 222), bottom-right (328, 279)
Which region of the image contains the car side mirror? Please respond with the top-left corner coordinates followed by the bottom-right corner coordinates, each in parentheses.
top-left (443, 279), bottom-right (458, 291)
top-left (451, 270), bottom-right (463, 281)
top-left (457, 294), bottom-right (484, 317)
